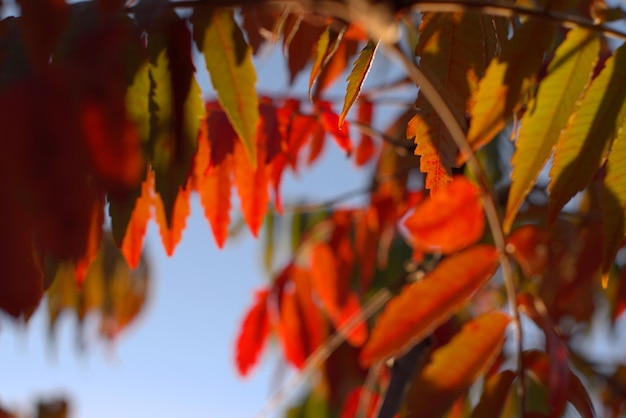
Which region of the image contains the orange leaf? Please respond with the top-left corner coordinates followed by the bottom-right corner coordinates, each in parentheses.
top-left (155, 186), bottom-right (191, 256)
top-left (506, 225), bottom-right (550, 278)
top-left (361, 245), bottom-right (499, 365)
top-left (310, 242), bottom-right (347, 317)
top-left (318, 102), bottom-right (352, 155)
top-left (291, 266), bottom-right (327, 357)
top-left (332, 291), bottom-right (368, 347)
top-left (198, 154), bottom-right (233, 248)
top-left (235, 288), bottom-right (271, 377)
top-left (121, 171), bottom-right (154, 269)
top-left (355, 206), bottom-right (380, 292)
top-left (404, 312), bottom-right (510, 418)
top-left (403, 176), bottom-right (484, 254)
top-left (233, 135), bottom-right (269, 237)
top-left (74, 193), bottom-right (105, 286)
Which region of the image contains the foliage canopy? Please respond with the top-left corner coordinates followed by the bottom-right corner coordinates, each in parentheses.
top-left (2, 0), bottom-right (626, 417)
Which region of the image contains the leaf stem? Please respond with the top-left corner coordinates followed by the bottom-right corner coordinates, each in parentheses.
top-left (383, 42), bottom-right (525, 414)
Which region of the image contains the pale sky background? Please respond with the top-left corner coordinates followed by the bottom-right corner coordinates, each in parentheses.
top-left (0, 4), bottom-right (400, 416)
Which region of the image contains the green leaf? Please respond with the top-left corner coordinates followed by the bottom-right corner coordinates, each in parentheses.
top-left (192, 9), bottom-right (259, 167)
top-left (407, 12), bottom-right (500, 191)
top-left (505, 28), bottom-right (599, 233)
top-left (467, 18), bottom-right (556, 154)
top-left (601, 121), bottom-right (626, 274)
top-left (549, 42), bottom-right (626, 224)
top-left (148, 46), bottom-right (204, 227)
top-left (339, 40), bottom-right (377, 127)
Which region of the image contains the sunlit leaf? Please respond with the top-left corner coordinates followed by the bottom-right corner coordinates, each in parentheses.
top-left (467, 19), bottom-right (556, 154)
top-left (361, 245), bottom-right (499, 365)
top-left (403, 176), bottom-right (484, 254)
top-left (284, 16), bottom-right (325, 84)
top-left (404, 312), bottom-right (511, 418)
top-left (309, 242), bottom-right (347, 316)
top-left (549, 42), bottom-right (626, 223)
top-left (200, 154), bottom-right (233, 249)
top-left (120, 170), bottom-right (154, 269)
top-left (314, 38), bottom-right (359, 98)
top-left (193, 8), bottom-right (259, 165)
top-left (601, 120), bottom-right (626, 274)
top-left (309, 26), bottom-right (343, 99)
top-left (505, 29), bottom-right (598, 232)
top-left (470, 370), bottom-right (516, 418)
top-left (408, 12), bottom-right (499, 191)
top-left (155, 185), bottom-right (191, 256)
top-left (339, 40), bottom-right (377, 127)
top-left (235, 288), bottom-right (270, 377)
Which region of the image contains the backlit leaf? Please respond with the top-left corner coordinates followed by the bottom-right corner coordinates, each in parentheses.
top-left (339, 40), bottom-right (377, 127)
top-left (549, 42), bottom-right (626, 223)
top-left (318, 102), bottom-right (352, 155)
top-left (199, 154), bottom-right (233, 249)
top-left (309, 242), bottom-right (347, 317)
top-left (467, 19), bottom-right (556, 154)
top-left (355, 99), bottom-right (376, 166)
top-left (120, 170), bottom-right (154, 269)
top-left (155, 185), bottom-right (191, 256)
top-left (601, 119), bottom-right (626, 274)
top-left (235, 288), bottom-right (270, 377)
top-left (333, 292), bottom-right (368, 347)
top-left (403, 176), bottom-right (484, 254)
top-left (284, 16), bottom-right (325, 84)
top-left (505, 29), bottom-right (598, 232)
top-left (314, 38), bottom-right (359, 98)
top-left (292, 266), bottom-right (327, 358)
top-left (408, 12), bottom-right (499, 191)
top-left (404, 312), bottom-right (511, 418)
top-left (193, 8), bottom-right (259, 165)
top-left (309, 26), bottom-right (342, 99)
top-left (361, 245), bottom-right (499, 365)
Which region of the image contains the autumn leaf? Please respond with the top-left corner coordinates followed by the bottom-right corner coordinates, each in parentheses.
top-left (155, 185), bottom-right (191, 256)
top-left (549, 42), bottom-right (626, 224)
top-left (355, 99), bottom-right (376, 166)
top-left (340, 386), bottom-right (385, 418)
top-left (505, 28), bottom-right (599, 233)
top-left (284, 16), bottom-right (325, 84)
top-left (467, 19), bottom-right (556, 155)
top-left (199, 154), bottom-right (233, 249)
top-left (339, 40), bottom-right (377, 127)
top-left (408, 12), bottom-right (499, 191)
top-left (309, 26), bottom-right (343, 99)
top-left (601, 118), bottom-right (626, 274)
top-left (361, 245), bottom-right (499, 365)
top-left (404, 312), bottom-right (511, 418)
top-left (317, 102), bottom-right (352, 155)
top-left (193, 8), bottom-right (259, 166)
top-left (506, 224), bottom-right (550, 278)
top-left (403, 176), bottom-right (484, 254)
top-left (314, 38), bottom-right (359, 98)
top-left (120, 170), bottom-right (154, 269)
top-left (74, 194), bottom-right (105, 286)
top-left (309, 242), bottom-right (348, 317)
top-left (235, 288), bottom-right (271, 377)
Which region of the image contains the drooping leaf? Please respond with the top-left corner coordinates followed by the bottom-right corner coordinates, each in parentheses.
top-left (235, 288), bottom-right (271, 377)
top-left (601, 119), bottom-right (626, 274)
top-left (233, 133), bottom-right (269, 237)
top-left (154, 185), bottom-right (191, 256)
top-left (200, 154), bottom-right (233, 249)
top-left (403, 176), bottom-right (484, 254)
top-left (291, 266), bottom-right (327, 359)
top-left (549, 42), bottom-right (626, 223)
top-left (309, 242), bottom-right (347, 317)
top-left (193, 8), bottom-right (259, 166)
top-left (120, 170), bottom-right (154, 269)
top-left (505, 28), bottom-right (599, 232)
top-left (284, 16), bottom-right (325, 84)
top-left (355, 99), bottom-right (376, 166)
top-left (309, 26), bottom-right (343, 99)
top-left (361, 245), bottom-right (499, 365)
top-left (317, 101), bottom-right (352, 155)
top-left (408, 12), bottom-right (499, 191)
top-left (403, 312), bottom-right (511, 418)
top-left (314, 37), bottom-right (359, 98)
top-left (470, 370), bottom-right (516, 418)
top-left (74, 194), bottom-right (105, 286)
top-left (339, 40), bottom-right (377, 127)
top-left (467, 18), bottom-right (556, 154)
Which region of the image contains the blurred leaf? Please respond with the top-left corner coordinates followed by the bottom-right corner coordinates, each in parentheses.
top-left (284, 15), bottom-right (325, 84)
top-left (317, 102), bottom-right (352, 156)
top-left (549, 42), bottom-right (626, 224)
top-left (309, 26), bottom-right (342, 99)
top-left (403, 176), bottom-right (484, 254)
top-left (355, 99), bottom-right (376, 166)
top-left (235, 288), bottom-right (270, 377)
top-left (339, 40), bottom-right (377, 127)
top-left (505, 28), bottom-right (598, 232)
top-left (193, 8), bottom-right (259, 166)
top-left (470, 370), bottom-right (516, 418)
top-left (404, 312), bottom-right (511, 418)
top-left (506, 224), bottom-right (550, 278)
top-left (361, 245), bottom-right (499, 365)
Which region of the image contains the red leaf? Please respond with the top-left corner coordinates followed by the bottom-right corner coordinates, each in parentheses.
top-left (355, 99), bottom-right (376, 166)
top-left (291, 266), bottom-right (327, 358)
top-left (404, 176), bottom-right (484, 254)
top-left (333, 291), bottom-right (368, 347)
top-left (121, 170), bottom-right (154, 269)
top-left (206, 101), bottom-right (237, 167)
top-left (198, 154), bottom-right (233, 248)
top-left (341, 387), bottom-right (386, 418)
top-left (276, 283), bottom-right (307, 368)
top-left (155, 185), bottom-right (191, 256)
top-left (318, 102), bottom-right (353, 155)
top-left (355, 207), bottom-right (380, 292)
top-left (235, 288), bottom-right (271, 377)
top-left (361, 245), bottom-right (499, 366)
top-left (506, 225), bottom-right (549, 278)
top-left (233, 128), bottom-right (269, 237)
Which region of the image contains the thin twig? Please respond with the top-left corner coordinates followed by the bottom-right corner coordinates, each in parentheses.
top-left (254, 288), bottom-right (392, 418)
top-left (382, 42), bottom-right (524, 413)
top-left (350, 120), bottom-right (414, 156)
